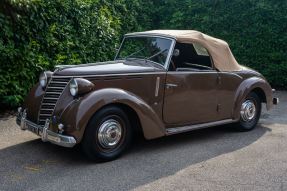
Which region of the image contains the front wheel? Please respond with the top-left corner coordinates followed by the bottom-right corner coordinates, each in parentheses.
top-left (81, 106), bottom-right (132, 161)
top-left (235, 92), bottom-right (262, 131)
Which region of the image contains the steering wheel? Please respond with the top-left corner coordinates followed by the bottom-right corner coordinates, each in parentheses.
top-left (170, 60), bottom-right (176, 71)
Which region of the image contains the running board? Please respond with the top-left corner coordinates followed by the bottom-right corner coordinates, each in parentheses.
top-left (166, 119), bottom-right (236, 135)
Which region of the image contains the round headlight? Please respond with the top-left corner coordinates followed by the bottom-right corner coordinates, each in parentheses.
top-left (69, 79), bottom-right (78, 97)
top-left (39, 72), bottom-right (47, 88)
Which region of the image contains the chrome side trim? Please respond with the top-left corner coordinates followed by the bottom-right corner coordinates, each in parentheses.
top-left (166, 119), bottom-right (236, 135)
top-left (155, 77), bottom-right (160, 97)
top-left (55, 61), bottom-right (119, 71)
top-left (51, 72), bottom-right (167, 79)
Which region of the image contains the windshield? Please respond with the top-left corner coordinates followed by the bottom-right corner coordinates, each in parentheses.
top-left (115, 36), bottom-right (173, 66)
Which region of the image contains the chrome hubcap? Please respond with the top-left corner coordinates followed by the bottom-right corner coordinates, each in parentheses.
top-left (98, 119), bottom-right (122, 149)
top-left (240, 100), bottom-right (256, 122)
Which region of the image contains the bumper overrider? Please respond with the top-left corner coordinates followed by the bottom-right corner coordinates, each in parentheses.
top-left (272, 89), bottom-right (279, 105)
top-left (16, 108), bottom-right (76, 148)
top-left (273, 98), bottom-right (279, 105)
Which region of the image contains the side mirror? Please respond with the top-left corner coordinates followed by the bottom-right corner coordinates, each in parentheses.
top-left (173, 49), bottom-right (180, 57)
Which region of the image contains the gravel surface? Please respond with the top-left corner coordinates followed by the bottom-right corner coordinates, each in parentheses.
top-left (0, 91), bottom-right (286, 191)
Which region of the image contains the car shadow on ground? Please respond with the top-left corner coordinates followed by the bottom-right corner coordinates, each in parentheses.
top-left (0, 124), bottom-right (271, 190)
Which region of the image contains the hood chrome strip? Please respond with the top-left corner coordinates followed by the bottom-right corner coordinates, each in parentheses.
top-left (155, 77), bottom-right (160, 97)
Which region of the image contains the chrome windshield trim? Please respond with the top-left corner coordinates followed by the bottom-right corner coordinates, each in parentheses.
top-left (114, 35), bottom-right (176, 71)
top-left (124, 34), bottom-right (176, 40)
top-left (114, 36), bottom-right (125, 60)
top-left (165, 39), bottom-right (176, 70)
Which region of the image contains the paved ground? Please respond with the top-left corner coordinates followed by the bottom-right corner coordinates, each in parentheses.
top-left (0, 91), bottom-right (286, 191)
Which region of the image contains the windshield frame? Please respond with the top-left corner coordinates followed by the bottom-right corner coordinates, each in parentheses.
top-left (114, 35), bottom-right (176, 70)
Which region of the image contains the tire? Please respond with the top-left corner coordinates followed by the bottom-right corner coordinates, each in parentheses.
top-left (235, 92), bottom-right (262, 131)
top-left (81, 106), bottom-right (132, 162)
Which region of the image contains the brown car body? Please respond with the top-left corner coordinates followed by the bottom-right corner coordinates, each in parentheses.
top-left (16, 30), bottom-right (277, 149)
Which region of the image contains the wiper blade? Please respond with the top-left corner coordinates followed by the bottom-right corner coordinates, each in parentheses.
top-left (146, 49), bottom-right (168, 61)
top-left (125, 47), bottom-right (146, 59)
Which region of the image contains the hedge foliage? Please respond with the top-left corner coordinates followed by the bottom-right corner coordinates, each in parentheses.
top-left (0, 0), bottom-right (148, 107)
top-left (149, 0), bottom-right (287, 88)
top-left (0, 0), bottom-right (286, 108)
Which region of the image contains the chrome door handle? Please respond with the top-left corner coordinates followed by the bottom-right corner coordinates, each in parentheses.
top-left (166, 83), bottom-right (178, 88)
top-left (217, 76), bottom-right (222, 85)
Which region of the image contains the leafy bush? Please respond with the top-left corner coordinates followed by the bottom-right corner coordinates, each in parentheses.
top-left (0, 0), bottom-right (286, 108)
top-left (149, 0), bottom-right (287, 88)
top-left (0, 0), bottom-right (144, 108)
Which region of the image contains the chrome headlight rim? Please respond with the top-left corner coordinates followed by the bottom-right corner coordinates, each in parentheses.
top-left (39, 72), bottom-right (47, 88)
top-left (69, 78), bottom-right (78, 97)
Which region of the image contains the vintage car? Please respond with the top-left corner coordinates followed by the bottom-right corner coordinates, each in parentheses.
top-left (16, 30), bottom-right (279, 161)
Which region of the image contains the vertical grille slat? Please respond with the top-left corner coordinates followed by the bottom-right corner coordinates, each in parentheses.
top-left (38, 77), bottom-right (71, 125)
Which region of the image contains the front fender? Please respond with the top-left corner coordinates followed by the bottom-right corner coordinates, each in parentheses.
top-left (22, 83), bottom-right (45, 123)
top-left (61, 88), bottom-right (165, 142)
top-left (233, 77), bottom-right (273, 119)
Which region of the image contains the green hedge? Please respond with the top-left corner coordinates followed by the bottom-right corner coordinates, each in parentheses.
top-left (149, 0), bottom-right (287, 88)
top-left (0, 0), bottom-right (286, 108)
top-left (0, 0), bottom-right (146, 107)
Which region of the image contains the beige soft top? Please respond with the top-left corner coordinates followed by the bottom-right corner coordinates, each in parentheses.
top-left (126, 30), bottom-right (242, 71)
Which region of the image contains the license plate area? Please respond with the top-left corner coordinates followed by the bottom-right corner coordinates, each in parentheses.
top-left (26, 122), bottom-right (39, 135)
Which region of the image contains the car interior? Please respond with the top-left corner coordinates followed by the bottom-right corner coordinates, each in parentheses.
top-left (169, 42), bottom-right (214, 71)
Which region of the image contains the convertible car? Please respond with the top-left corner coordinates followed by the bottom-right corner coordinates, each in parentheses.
top-left (16, 30), bottom-right (279, 161)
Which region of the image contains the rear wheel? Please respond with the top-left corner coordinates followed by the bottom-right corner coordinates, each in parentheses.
top-left (81, 106), bottom-right (132, 161)
top-left (236, 92), bottom-right (261, 131)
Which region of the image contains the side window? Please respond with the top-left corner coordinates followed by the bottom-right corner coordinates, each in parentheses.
top-left (169, 42), bottom-right (214, 71)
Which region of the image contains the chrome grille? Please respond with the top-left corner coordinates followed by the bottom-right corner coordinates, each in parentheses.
top-left (38, 77), bottom-right (71, 126)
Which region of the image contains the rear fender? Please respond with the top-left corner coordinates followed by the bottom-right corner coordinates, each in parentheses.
top-left (233, 77), bottom-right (273, 119)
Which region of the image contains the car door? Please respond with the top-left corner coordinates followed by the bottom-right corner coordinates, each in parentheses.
top-left (163, 70), bottom-right (219, 125)
top-left (216, 72), bottom-right (243, 120)
top-left (163, 42), bottom-right (219, 126)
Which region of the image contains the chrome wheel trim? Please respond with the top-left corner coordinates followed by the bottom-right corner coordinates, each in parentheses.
top-left (240, 100), bottom-right (256, 122)
top-left (97, 119), bottom-right (122, 149)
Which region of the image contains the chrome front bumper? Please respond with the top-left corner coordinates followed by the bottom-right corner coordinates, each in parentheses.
top-left (16, 109), bottom-right (76, 148)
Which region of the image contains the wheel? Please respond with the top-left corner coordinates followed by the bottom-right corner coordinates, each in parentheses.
top-left (235, 92), bottom-right (262, 131)
top-left (81, 106), bottom-right (132, 161)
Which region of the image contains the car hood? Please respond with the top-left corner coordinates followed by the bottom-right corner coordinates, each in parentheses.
top-left (53, 60), bottom-right (164, 76)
